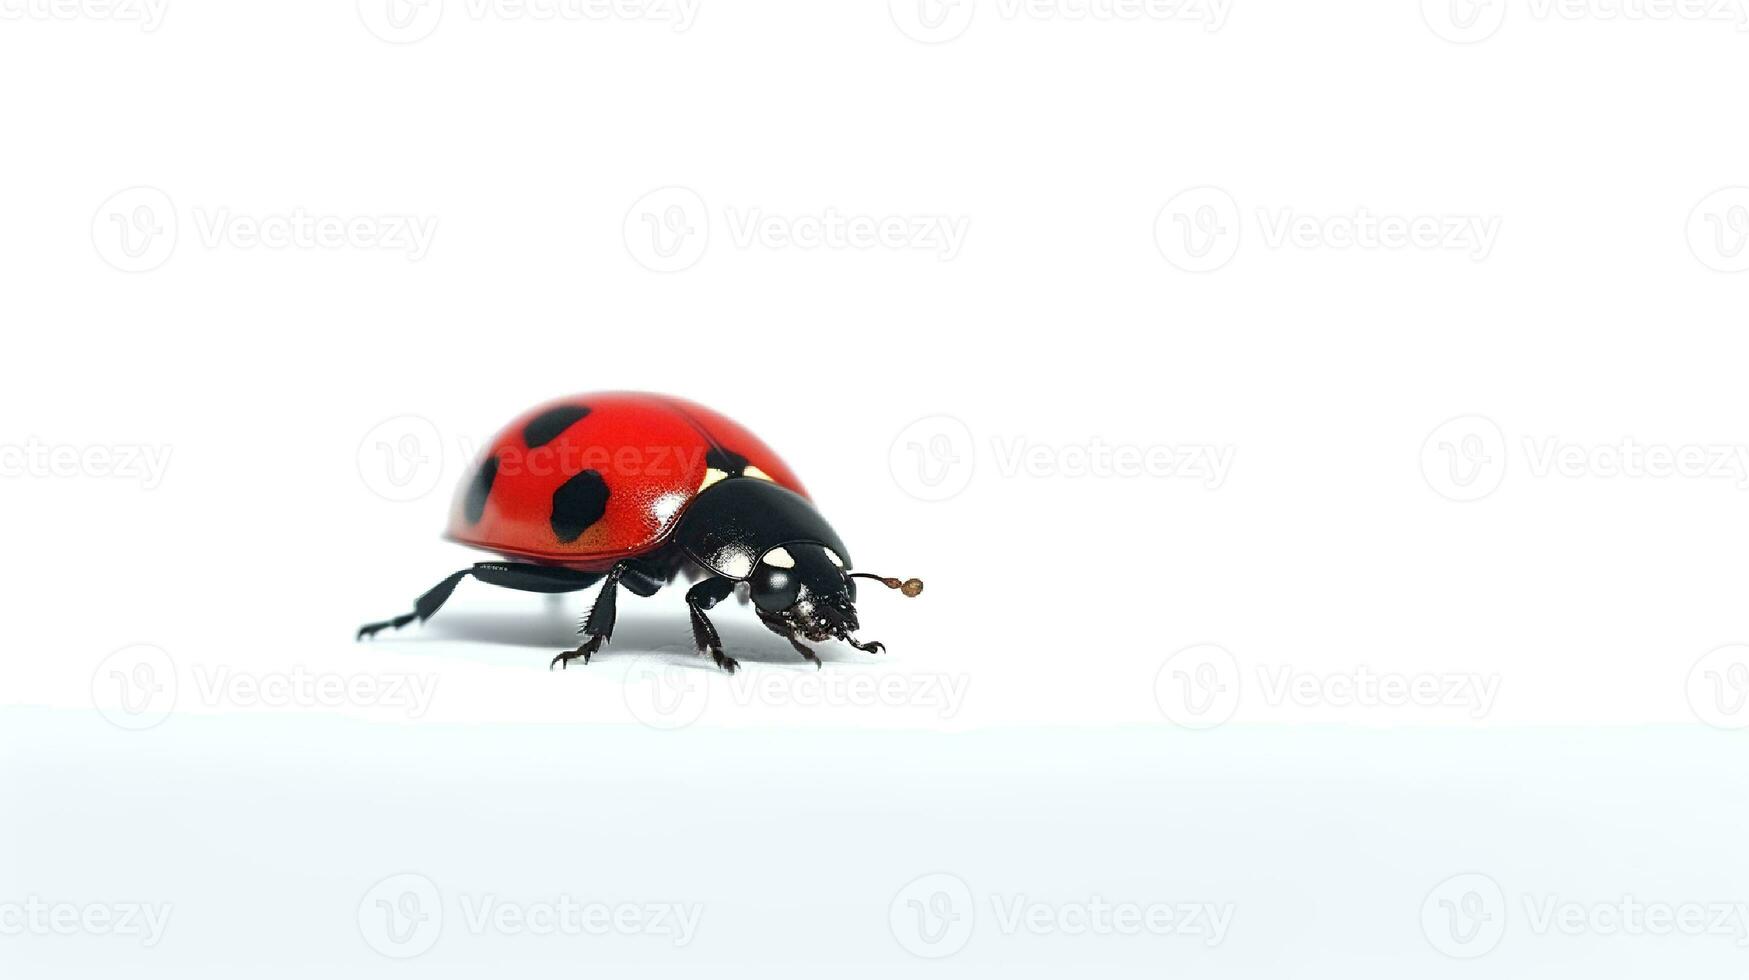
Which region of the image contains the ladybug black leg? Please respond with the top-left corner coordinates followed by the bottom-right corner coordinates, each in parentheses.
top-left (357, 570), bottom-right (469, 640)
top-left (551, 634), bottom-right (605, 671)
top-left (786, 635), bottom-right (824, 670)
top-left (552, 561), bottom-right (665, 670)
top-left (358, 563), bottom-right (602, 641)
top-left (845, 635), bottom-right (887, 656)
top-left (684, 577), bottom-right (740, 674)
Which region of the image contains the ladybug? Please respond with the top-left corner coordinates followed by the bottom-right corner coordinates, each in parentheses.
top-left (358, 392), bottom-right (922, 673)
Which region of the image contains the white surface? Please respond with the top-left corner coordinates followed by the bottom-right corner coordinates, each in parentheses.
top-left (5, 1), bottom-right (1749, 975)
top-left (6, 715), bottom-right (1749, 976)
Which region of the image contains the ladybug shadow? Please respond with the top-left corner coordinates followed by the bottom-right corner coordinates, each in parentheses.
top-left (413, 597), bottom-right (861, 669)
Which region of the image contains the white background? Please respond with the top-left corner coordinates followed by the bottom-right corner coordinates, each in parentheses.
top-left (5, 0), bottom-right (1749, 975)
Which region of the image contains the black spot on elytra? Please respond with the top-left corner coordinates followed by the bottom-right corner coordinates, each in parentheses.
top-left (523, 404), bottom-right (591, 449)
top-left (463, 456), bottom-right (499, 525)
top-left (705, 446), bottom-right (749, 476)
top-left (551, 469), bottom-right (610, 543)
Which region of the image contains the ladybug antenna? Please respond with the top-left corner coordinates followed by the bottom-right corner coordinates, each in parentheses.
top-left (849, 573), bottom-right (924, 598)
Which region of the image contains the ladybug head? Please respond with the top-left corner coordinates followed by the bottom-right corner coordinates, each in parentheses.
top-left (750, 543), bottom-right (923, 645)
top-left (750, 543), bottom-right (857, 642)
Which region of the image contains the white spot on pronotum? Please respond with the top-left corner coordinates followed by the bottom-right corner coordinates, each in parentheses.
top-left (825, 549), bottom-right (845, 569)
top-left (699, 468), bottom-right (729, 492)
top-left (720, 553), bottom-right (754, 578)
top-left (763, 546), bottom-right (795, 568)
top-left (744, 465), bottom-right (774, 482)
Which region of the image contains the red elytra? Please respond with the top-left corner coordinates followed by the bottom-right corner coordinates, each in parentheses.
top-left (444, 392), bottom-right (808, 571)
